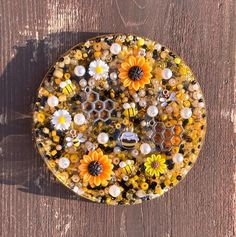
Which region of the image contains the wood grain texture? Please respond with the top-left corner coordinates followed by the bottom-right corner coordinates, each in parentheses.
top-left (0, 0), bottom-right (235, 236)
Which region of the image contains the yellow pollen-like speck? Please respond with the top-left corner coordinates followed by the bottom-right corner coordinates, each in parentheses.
top-left (95, 66), bottom-right (103, 74)
top-left (58, 116), bottom-right (66, 124)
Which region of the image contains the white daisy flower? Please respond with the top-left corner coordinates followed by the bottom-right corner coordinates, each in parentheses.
top-left (51, 109), bottom-right (72, 130)
top-left (88, 60), bottom-right (109, 80)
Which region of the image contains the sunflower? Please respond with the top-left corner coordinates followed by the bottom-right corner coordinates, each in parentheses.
top-left (118, 56), bottom-right (152, 91)
top-left (144, 154), bottom-right (167, 177)
top-left (78, 149), bottom-right (113, 186)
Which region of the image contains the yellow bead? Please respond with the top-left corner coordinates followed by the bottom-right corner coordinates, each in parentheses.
top-left (179, 65), bottom-right (189, 75)
top-left (155, 187), bottom-right (163, 195)
top-left (51, 131), bottom-right (57, 137)
top-left (137, 38), bottom-right (144, 47)
top-left (53, 135), bottom-right (60, 142)
top-left (47, 160), bottom-right (56, 168)
top-left (51, 150), bottom-right (57, 156)
top-left (133, 182), bottom-right (139, 189)
top-left (71, 174), bottom-right (80, 182)
top-left (55, 78), bottom-right (61, 84)
top-left (133, 175), bottom-right (139, 181)
top-left (183, 100), bottom-right (191, 107)
top-left (70, 154), bottom-right (79, 163)
top-left (141, 182), bottom-right (149, 191)
top-left (64, 73), bottom-right (71, 80)
top-left (172, 146), bottom-right (179, 154)
top-left (37, 112), bottom-right (45, 123)
top-left (94, 51), bottom-right (101, 58)
top-left (174, 57), bottom-right (181, 64)
top-left (160, 114), bottom-right (168, 121)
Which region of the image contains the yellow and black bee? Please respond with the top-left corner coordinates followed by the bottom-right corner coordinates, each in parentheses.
top-left (120, 160), bottom-right (134, 175)
top-left (66, 133), bottom-right (86, 147)
top-left (119, 131), bottom-right (139, 149)
top-left (60, 79), bottom-right (74, 95)
top-left (123, 103), bottom-right (138, 118)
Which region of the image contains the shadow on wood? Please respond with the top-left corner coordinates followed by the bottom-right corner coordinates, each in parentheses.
top-left (0, 31), bottom-right (104, 201)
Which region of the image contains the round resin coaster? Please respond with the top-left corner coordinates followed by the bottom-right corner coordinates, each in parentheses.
top-left (33, 34), bottom-right (206, 205)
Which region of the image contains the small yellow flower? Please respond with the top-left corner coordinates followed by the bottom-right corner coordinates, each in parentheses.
top-left (144, 154), bottom-right (167, 177)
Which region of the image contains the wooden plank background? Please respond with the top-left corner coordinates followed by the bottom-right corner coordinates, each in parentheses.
top-left (0, 0), bottom-right (235, 236)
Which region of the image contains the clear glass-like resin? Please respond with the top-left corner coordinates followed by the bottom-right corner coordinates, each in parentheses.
top-left (33, 34), bottom-right (207, 205)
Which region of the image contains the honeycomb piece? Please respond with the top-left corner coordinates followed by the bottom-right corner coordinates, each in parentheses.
top-left (81, 87), bottom-right (114, 122)
top-left (152, 122), bottom-right (183, 151)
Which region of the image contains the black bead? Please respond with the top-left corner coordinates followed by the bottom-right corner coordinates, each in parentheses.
top-left (176, 175), bottom-right (182, 181)
top-left (166, 159), bottom-right (175, 170)
top-left (150, 182), bottom-right (157, 189)
top-left (160, 183), bottom-right (166, 189)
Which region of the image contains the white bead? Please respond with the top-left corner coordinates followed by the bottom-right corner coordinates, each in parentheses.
top-left (73, 186), bottom-right (84, 195)
top-left (154, 43), bottom-right (162, 51)
top-left (58, 157), bottom-right (70, 169)
top-left (59, 81), bottom-right (67, 88)
top-left (123, 103), bottom-right (130, 109)
top-left (141, 121), bottom-right (147, 127)
top-left (79, 79), bottom-right (87, 87)
top-left (113, 147), bottom-right (121, 153)
top-left (180, 108), bottom-right (192, 119)
top-left (64, 56), bottom-right (70, 64)
top-left (138, 89), bottom-right (146, 97)
top-left (136, 190), bottom-right (146, 198)
top-left (126, 160), bottom-right (132, 165)
top-left (110, 72), bottom-right (117, 80)
top-left (173, 153), bottom-right (184, 163)
top-left (47, 96), bottom-right (59, 107)
top-left (162, 68), bottom-right (172, 79)
top-left (97, 132), bottom-right (109, 144)
top-left (53, 69), bottom-right (63, 78)
top-left (140, 143), bottom-right (151, 155)
top-left (134, 97), bottom-right (140, 103)
top-left (74, 113), bottom-right (86, 125)
top-left (130, 102), bottom-right (135, 108)
top-left (199, 102), bottom-right (204, 108)
top-left (193, 84), bottom-right (199, 90)
top-left (123, 176), bottom-right (129, 181)
top-left (88, 79), bottom-right (95, 87)
top-left (131, 149), bottom-right (139, 157)
top-left (74, 65), bottom-right (86, 77)
top-left (147, 105), bottom-right (158, 117)
top-left (119, 161), bottom-right (126, 168)
top-left (85, 141), bottom-right (95, 151)
top-left (110, 43), bottom-right (121, 55)
top-left (139, 99), bottom-right (147, 107)
top-left (109, 185), bottom-right (121, 197)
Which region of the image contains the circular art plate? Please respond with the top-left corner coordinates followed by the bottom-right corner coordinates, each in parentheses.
top-left (33, 34), bottom-right (207, 205)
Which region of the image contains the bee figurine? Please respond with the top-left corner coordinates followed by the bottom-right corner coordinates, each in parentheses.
top-left (119, 160), bottom-right (135, 176)
top-left (159, 90), bottom-right (176, 107)
top-left (60, 79), bottom-right (74, 95)
top-left (123, 102), bottom-right (138, 118)
top-left (119, 131), bottom-right (139, 149)
top-left (66, 133), bottom-right (86, 147)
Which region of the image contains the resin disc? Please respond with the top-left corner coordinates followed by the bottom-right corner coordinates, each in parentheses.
top-left (33, 34), bottom-right (207, 205)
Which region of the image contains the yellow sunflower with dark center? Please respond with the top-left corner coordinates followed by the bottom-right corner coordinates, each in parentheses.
top-left (78, 149), bottom-right (113, 186)
top-left (119, 56), bottom-right (152, 91)
top-left (144, 154), bottom-right (167, 177)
